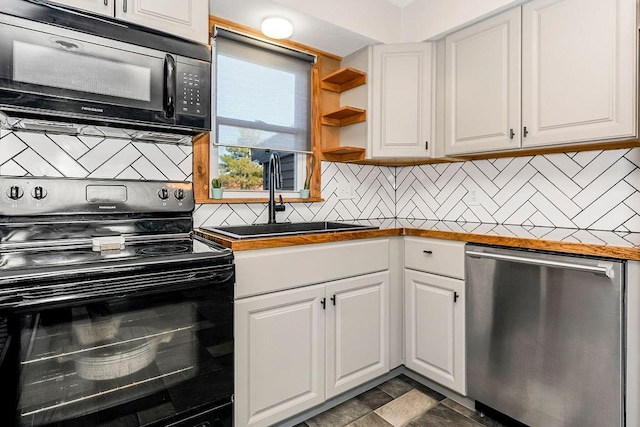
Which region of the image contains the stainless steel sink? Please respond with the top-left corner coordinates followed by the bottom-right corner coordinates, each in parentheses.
top-left (202, 221), bottom-right (378, 240)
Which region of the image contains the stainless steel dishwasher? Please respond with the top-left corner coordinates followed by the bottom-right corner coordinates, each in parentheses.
top-left (466, 245), bottom-right (625, 427)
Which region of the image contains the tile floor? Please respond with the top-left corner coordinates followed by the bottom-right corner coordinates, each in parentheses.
top-left (296, 375), bottom-right (508, 427)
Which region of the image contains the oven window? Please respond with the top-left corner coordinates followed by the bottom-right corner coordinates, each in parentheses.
top-left (15, 282), bottom-right (233, 426)
top-left (13, 41), bottom-right (152, 101)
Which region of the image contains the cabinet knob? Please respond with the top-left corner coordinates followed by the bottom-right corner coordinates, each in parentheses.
top-left (510, 129), bottom-right (515, 139)
top-left (523, 126), bottom-right (529, 137)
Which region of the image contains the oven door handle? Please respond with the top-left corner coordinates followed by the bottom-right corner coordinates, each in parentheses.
top-left (1, 264), bottom-right (234, 310)
top-left (0, 295), bottom-right (23, 306)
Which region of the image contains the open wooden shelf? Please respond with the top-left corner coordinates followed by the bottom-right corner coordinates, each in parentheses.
top-left (321, 67), bottom-right (367, 93)
top-left (321, 146), bottom-right (366, 162)
top-left (321, 107), bottom-right (366, 127)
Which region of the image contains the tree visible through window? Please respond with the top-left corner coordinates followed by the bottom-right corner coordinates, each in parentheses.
top-left (218, 147), bottom-right (263, 190)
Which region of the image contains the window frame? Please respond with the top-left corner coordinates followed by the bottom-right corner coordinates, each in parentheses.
top-left (193, 16), bottom-right (339, 204)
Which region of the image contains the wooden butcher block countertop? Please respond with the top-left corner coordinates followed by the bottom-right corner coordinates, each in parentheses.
top-left (196, 219), bottom-right (640, 261)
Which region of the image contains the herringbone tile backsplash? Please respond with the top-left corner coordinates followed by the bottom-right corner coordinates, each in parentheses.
top-left (399, 149), bottom-right (640, 232)
top-left (0, 129), bottom-right (192, 181)
top-left (1, 130), bottom-right (638, 232)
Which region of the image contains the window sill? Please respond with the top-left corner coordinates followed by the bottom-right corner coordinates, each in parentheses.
top-left (195, 197), bottom-right (325, 204)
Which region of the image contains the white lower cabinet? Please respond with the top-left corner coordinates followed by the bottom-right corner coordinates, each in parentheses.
top-left (404, 268), bottom-right (466, 395)
top-left (326, 273), bottom-right (390, 399)
top-left (235, 271), bottom-right (390, 427)
top-left (235, 285), bottom-right (326, 427)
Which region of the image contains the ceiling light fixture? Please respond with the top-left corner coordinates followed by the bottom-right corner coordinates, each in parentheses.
top-left (261, 17), bottom-right (293, 39)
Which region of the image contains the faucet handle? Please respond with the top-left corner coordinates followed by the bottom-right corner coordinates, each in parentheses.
top-left (275, 195), bottom-right (286, 212)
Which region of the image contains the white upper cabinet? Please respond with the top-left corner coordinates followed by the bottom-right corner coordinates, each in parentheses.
top-left (444, 8), bottom-right (521, 156)
top-left (340, 42), bottom-right (434, 159)
top-left (521, 0), bottom-right (637, 147)
top-left (47, 0), bottom-right (114, 17)
top-left (48, 0), bottom-right (209, 44)
top-left (443, 0), bottom-right (637, 156)
top-left (371, 43), bottom-right (434, 158)
top-left (115, 0), bottom-right (209, 44)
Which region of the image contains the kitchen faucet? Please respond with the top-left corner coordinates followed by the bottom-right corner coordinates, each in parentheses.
top-left (267, 152), bottom-right (285, 224)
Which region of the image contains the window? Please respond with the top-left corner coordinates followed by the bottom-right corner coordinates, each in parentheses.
top-left (210, 28), bottom-right (314, 194)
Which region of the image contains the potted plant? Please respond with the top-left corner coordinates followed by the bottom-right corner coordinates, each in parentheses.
top-left (211, 178), bottom-right (223, 199)
top-left (300, 157), bottom-right (315, 199)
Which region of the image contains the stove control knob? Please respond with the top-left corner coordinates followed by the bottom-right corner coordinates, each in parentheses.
top-left (158, 188), bottom-right (170, 200)
top-left (174, 188), bottom-right (186, 200)
top-left (7, 186), bottom-right (24, 200)
top-left (32, 186), bottom-right (47, 200)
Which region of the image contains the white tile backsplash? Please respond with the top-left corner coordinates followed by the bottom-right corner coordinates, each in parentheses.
top-left (1, 130), bottom-right (638, 232)
top-left (399, 148), bottom-right (640, 232)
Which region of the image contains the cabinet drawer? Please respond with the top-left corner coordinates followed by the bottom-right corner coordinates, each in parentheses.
top-left (404, 237), bottom-right (465, 279)
top-left (235, 239), bottom-right (390, 298)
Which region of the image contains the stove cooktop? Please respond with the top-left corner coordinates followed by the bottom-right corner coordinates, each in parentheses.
top-left (0, 237), bottom-right (229, 272)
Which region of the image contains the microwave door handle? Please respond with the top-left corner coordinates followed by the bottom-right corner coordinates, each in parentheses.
top-left (164, 54), bottom-right (176, 118)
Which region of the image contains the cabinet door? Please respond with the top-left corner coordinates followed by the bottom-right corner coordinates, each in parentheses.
top-left (115, 0), bottom-right (209, 44)
top-left (405, 269), bottom-right (466, 395)
top-left (444, 8), bottom-right (521, 155)
top-left (235, 285), bottom-right (325, 427)
top-left (522, 0), bottom-right (636, 147)
top-left (47, 0), bottom-right (114, 16)
top-left (371, 43), bottom-right (433, 158)
top-left (325, 272), bottom-right (390, 399)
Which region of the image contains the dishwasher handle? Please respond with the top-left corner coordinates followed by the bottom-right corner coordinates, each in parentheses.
top-left (466, 250), bottom-right (615, 278)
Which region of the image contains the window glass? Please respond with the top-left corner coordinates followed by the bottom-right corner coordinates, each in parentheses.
top-left (212, 30), bottom-right (313, 192)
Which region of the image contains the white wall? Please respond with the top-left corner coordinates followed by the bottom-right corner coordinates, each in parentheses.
top-left (402, 0), bottom-right (526, 41)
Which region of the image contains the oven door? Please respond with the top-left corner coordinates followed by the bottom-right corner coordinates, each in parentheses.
top-left (0, 263), bottom-right (234, 427)
top-left (0, 16), bottom-right (173, 127)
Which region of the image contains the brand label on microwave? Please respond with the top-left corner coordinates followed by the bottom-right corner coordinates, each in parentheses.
top-left (81, 106), bottom-right (104, 113)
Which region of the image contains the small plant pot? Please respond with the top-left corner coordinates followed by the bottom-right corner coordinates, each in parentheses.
top-left (211, 188), bottom-right (223, 199)
top-left (299, 189), bottom-right (310, 199)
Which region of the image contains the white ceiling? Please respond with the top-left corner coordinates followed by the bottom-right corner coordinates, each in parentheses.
top-left (210, 0), bottom-right (391, 56)
top-left (385, 0), bottom-right (416, 7)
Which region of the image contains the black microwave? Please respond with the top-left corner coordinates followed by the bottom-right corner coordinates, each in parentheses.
top-left (0, 0), bottom-right (211, 136)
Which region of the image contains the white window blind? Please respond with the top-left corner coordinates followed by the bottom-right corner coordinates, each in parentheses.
top-left (213, 29), bottom-right (314, 154)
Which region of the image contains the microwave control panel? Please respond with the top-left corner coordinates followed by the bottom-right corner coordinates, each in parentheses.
top-left (176, 61), bottom-right (209, 117)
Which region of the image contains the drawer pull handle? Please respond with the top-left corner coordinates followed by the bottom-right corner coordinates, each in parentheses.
top-left (423, 250), bottom-right (433, 255)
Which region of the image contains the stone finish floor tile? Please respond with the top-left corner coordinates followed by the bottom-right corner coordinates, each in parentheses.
top-left (305, 399), bottom-right (371, 427)
top-left (356, 387), bottom-right (394, 410)
top-left (303, 378), bottom-right (510, 427)
top-left (397, 375), bottom-right (446, 402)
top-left (377, 377), bottom-right (414, 398)
top-left (346, 412), bottom-right (393, 427)
top-left (406, 403), bottom-right (483, 427)
top-left (374, 389), bottom-right (438, 426)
